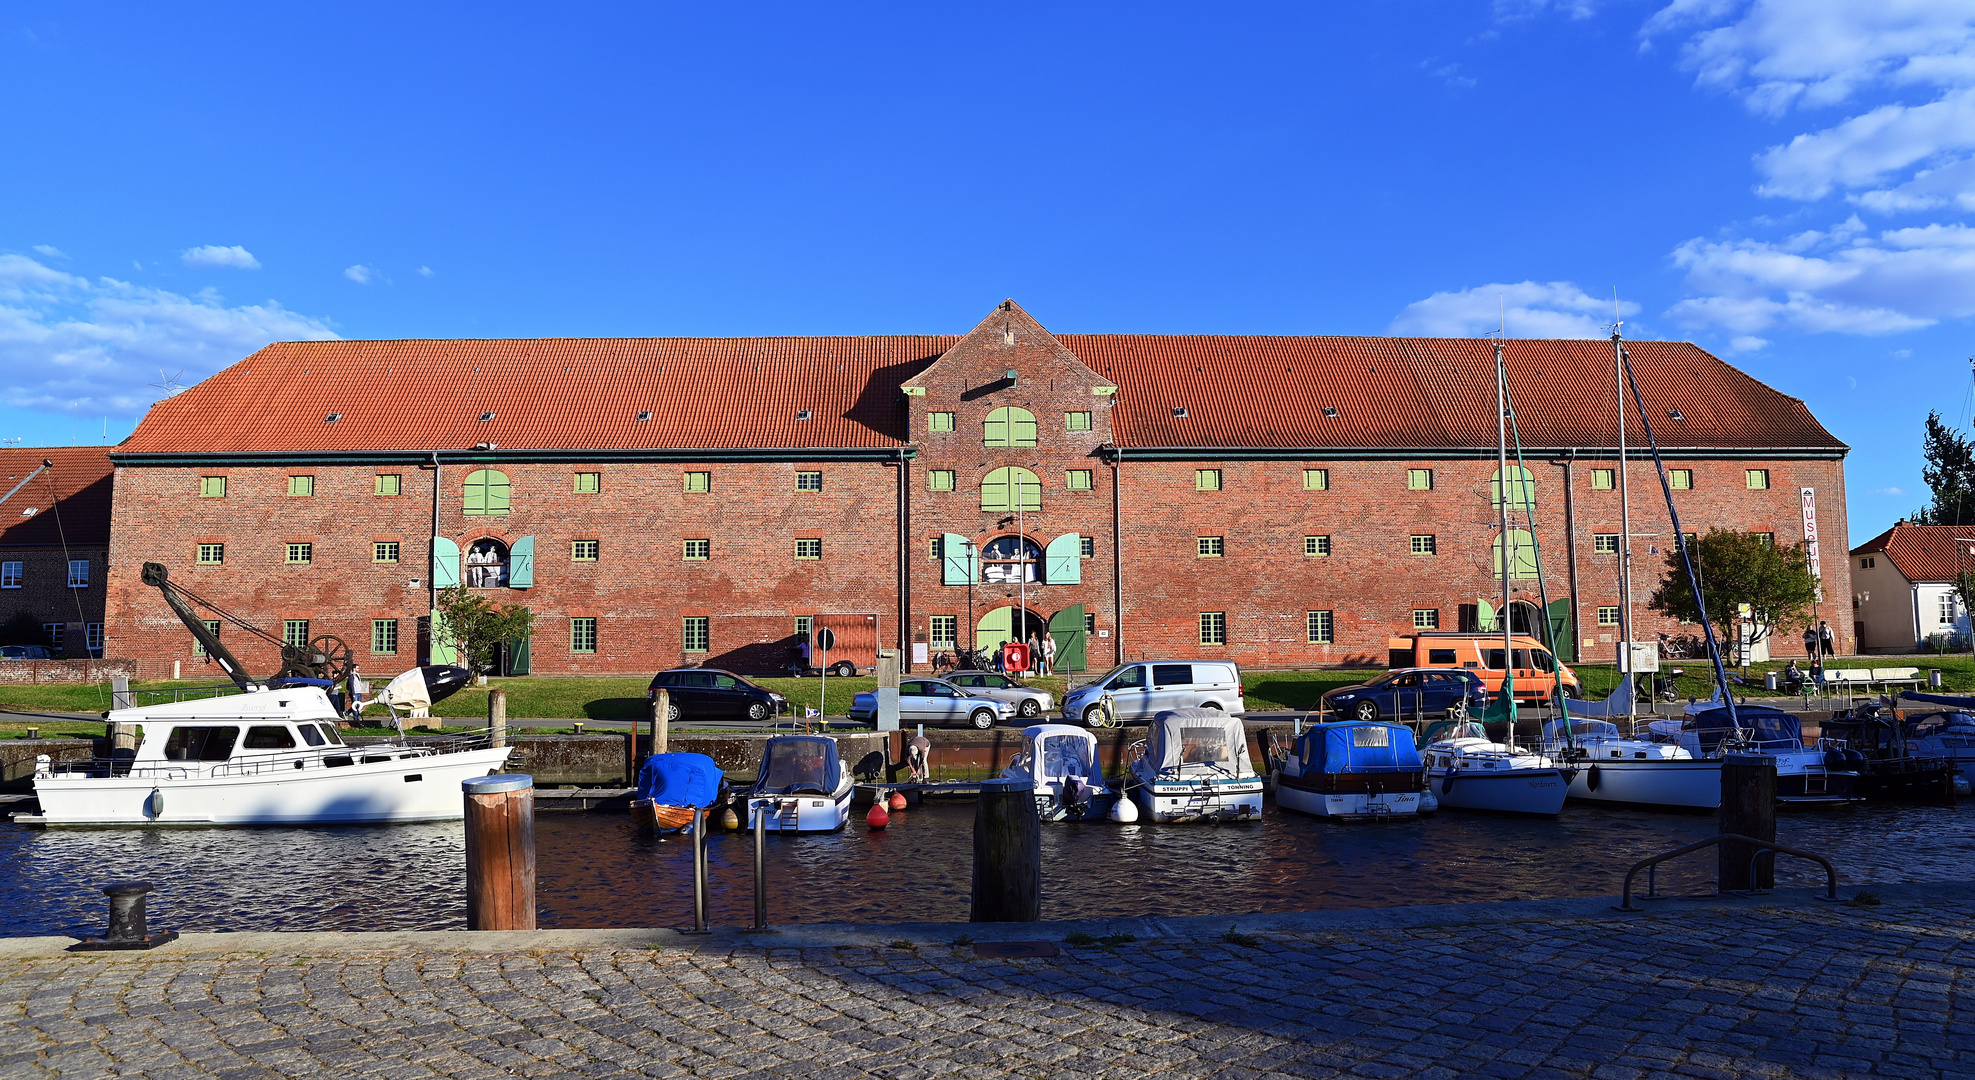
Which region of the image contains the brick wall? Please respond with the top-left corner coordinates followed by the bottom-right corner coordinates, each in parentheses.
top-left (0, 545), bottom-right (108, 657)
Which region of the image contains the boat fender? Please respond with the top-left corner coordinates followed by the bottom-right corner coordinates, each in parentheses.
top-left (1955, 776), bottom-right (1972, 798)
top-left (887, 791), bottom-right (907, 812)
top-left (1585, 765), bottom-right (1601, 793)
top-left (719, 806), bottom-right (741, 830)
top-left (1108, 795), bottom-right (1139, 823)
top-left (1441, 773), bottom-right (1457, 796)
top-left (145, 788), bottom-right (164, 819)
top-left (866, 802), bottom-right (890, 829)
top-left (1417, 788), bottom-right (1439, 814)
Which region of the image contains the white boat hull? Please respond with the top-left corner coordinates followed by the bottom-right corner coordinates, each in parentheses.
top-left (28, 747), bottom-right (514, 826)
top-left (747, 789), bottom-right (852, 832)
top-left (1565, 758), bottom-right (1721, 810)
top-left (1130, 779), bottom-right (1263, 822)
top-left (1430, 766), bottom-right (1569, 815)
top-left (1274, 785), bottom-right (1421, 820)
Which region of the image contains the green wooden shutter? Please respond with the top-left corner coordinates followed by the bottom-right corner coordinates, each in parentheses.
top-left (463, 470), bottom-right (486, 514)
top-left (429, 608), bottom-right (457, 665)
top-left (976, 606), bottom-right (1013, 652)
top-left (1012, 408), bottom-right (1037, 447)
top-left (981, 468), bottom-right (1010, 512)
top-left (506, 632), bottom-right (532, 675)
top-left (984, 408), bottom-right (1008, 447)
top-left (1048, 605), bottom-right (1087, 672)
top-left (432, 537), bottom-right (460, 589)
top-left (1547, 598), bottom-right (1575, 663)
top-left (1476, 598), bottom-right (1495, 632)
top-left (1044, 533), bottom-right (1082, 584)
top-left (485, 470), bottom-right (510, 514)
top-left (941, 533), bottom-right (975, 585)
top-left (1011, 467), bottom-right (1040, 511)
top-left (508, 536), bottom-right (534, 588)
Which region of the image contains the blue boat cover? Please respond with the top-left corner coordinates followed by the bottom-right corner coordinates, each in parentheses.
top-left (1901, 690), bottom-right (1975, 709)
top-left (751, 736), bottom-right (842, 796)
top-left (635, 752), bottom-right (725, 808)
top-left (1297, 721), bottom-right (1421, 774)
top-left (1690, 704), bottom-right (1802, 754)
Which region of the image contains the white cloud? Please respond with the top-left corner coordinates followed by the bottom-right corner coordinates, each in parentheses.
top-left (1869, 486), bottom-right (1907, 496)
top-left (344, 264), bottom-right (376, 284)
top-left (31, 245), bottom-right (66, 259)
top-left (1497, 0), bottom-right (1601, 21)
top-left (180, 244), bottom-right (261, 270)
top-left (1388, 281), bottom-right (1639, 338)
top-left (0, 253), bottom-right (337, 416)
top-left (1754, 85), bottom-right (1975, 200)
top-left (417, 265), bottom-right (435, 277)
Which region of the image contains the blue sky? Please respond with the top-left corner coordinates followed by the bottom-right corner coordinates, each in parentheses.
top-left (3, 1), bottom-right (1972, 544)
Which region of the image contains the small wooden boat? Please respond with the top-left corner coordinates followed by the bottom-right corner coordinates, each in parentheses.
top-left (630, 752), bottom-right (727, 833)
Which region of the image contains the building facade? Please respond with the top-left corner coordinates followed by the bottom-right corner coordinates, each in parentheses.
top-left (103, 301), bottom-right (1850, 678)
top-left (0, 448), bottom-right (114, 657)
top-left (1850, 524), bottom-right (1974, 653)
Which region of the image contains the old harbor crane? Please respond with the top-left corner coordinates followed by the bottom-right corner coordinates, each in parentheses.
top-left (140, 561), bottom-right (355, 689)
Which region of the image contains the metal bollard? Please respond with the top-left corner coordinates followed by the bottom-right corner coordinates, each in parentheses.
top-left (753, 801), bottom-right (769, 930)
top-left (686, 807), bottom-right (711, 933)
top-left (69, 882), bottom-right (178, 951)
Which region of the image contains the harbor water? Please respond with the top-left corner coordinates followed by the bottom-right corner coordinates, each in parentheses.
top-left (1, 800), bottom-right (1966, 938)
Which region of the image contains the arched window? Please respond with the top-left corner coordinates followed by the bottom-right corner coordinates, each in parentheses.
top-left (464, 470), bottom-right (510, 515)
top-left (980, 536), bottom-right (1041, 584)
top-left (1493, 529), bottom-right (1538, 579)
top-left (1492, 466), bottom-right (1534, 512)
top-left (984, 406), bottom-right (1038, 448)
top-left (465, 538), bottom-right (510, 588)
top-left (981, 467), bottom-right (1041, 512)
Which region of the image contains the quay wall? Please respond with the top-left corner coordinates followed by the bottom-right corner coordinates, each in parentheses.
top-left (0, 738), bottom-right (95, 791)
top-left (0, 659), bottom-right (139, 685)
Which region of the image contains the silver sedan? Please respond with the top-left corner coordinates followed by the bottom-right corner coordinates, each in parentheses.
top-left (848, 678), bottom-right (1017, 729)
top-left (944, 672), bottom-right (1055, 719)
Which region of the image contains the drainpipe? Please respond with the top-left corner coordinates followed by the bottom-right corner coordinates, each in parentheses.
top-left (429, 451), bottom-right (441, 666)
top-left (897, 447), bottom-right (909, 672)
top-left (1560, 449), bottom-right (1581, 663)
top-left (1110, 446), bottom-right (1124, 666)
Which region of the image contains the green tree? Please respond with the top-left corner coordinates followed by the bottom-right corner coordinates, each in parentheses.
top-left (1646, 529), bottom-right (1819, 652)
top-left (433, 585), bottom-right (535, 673)
top-left (1914, 411), bottom-right (1975, 526)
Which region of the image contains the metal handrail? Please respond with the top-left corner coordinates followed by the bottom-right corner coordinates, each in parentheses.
top-left (1616, 833), bottom-right (1840, 912)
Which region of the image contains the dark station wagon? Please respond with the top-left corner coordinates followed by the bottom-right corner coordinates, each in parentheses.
top-left (647, 669), bottom-right (789, 723)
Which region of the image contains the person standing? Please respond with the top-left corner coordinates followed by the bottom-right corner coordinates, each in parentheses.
top-left (1041, 633), bottom-right (1057, 677)
top-left (1801, 625), bottom-right (1818, 659)
top-left (1819, 621), bottom-right (1835, 657)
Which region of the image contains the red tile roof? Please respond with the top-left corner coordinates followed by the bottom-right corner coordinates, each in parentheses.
top-left (1850, 524), bottom-right (1975, 583)
top-left (119, 330), bottom-right (1842, 456)
top-left (0, 447), bottom-right (114, 547)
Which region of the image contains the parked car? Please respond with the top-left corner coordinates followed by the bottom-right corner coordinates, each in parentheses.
top-left (1386, 632), bottom-right (1580, 703)
top-left (647, 669), bottom-right (788, 722)
top-left (0, 645), bottom-right (54, 660)
top-left (1320, 668), bottom-right (1488, 724)
top-left (1060, 661), bottom-right (1244, 726)
top-left (848, 678), bottom-right (1016, 729)
top-left (945, 672), bottom-right (1054, 719)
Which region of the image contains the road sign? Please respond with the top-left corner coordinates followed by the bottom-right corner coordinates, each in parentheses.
top-left (815, 627), bottom-right (836, 652)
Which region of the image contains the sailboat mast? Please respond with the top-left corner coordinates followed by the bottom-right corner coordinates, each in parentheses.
top-left (1612, 326), bottom-right (1634, 717)
top-left (1497, 340), bottom-right (1515, 750)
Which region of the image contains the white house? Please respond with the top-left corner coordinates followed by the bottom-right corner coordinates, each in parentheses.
top-left (1850, 523), bottom-right (1975, 653)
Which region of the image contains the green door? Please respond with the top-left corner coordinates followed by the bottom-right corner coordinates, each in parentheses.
top-left (1547, 598), bottom-right (1575, 663)
top-left (1048, 605), bottom-right (1087, 672)
top-left (976, 606), bottom-right (1014, 654)
top-left (506, 632), bottom-right (532, 675)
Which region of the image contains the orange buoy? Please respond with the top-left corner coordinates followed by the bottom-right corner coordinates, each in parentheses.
top-left (887, 791), bottom-right (908, 811)
top-left (866, 803), bottom-right (890, 829)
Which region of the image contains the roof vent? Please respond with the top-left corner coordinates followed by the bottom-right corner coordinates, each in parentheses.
top-left (21, 507), bottom-right (37, 518)
top-left (1322, 406), bottom-right (1338, 418)
top-left (1667, 409), bottom-right (1684, 420)
top-left (1172, 407), bottom-right (1188, 418)
top-left (479, 412), bottom-right (495, 422)
top-left (637, 411), bottom-right (653, 422)
top-left (324, 412), bottom-right (342, 423)
top-left (795, 410), bottom-right (813, 421)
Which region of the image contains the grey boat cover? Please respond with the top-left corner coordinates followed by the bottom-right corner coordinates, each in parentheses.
top-left (1147, 708), bottom-right (1256, 778)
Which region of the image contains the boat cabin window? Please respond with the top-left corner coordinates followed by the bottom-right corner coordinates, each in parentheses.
top-left (244, 725), bottom-right (298, 749)
top-left (1179, 726), bottom-right (1231, 764)
top-left (163, 726), bottom-right (240, 761)
top-left (1428, 649), bottom-right (1457, 664)
top-left (298, 724), bottom-right (326, 747)
top-left (1042, 736), bottom-right (1093, 779)
top-left (1353, 725), bottom-right (1390, 747)
top-left (1152, 664), bottom-right (1192, 686)
top-left (316, 723), bottom-right (344, 745)
top-left (1109, 666), bottom-right (1145, 690)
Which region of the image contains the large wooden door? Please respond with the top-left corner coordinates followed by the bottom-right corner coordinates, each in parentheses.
top-left (1048, 605), bottom-right (1087, 672)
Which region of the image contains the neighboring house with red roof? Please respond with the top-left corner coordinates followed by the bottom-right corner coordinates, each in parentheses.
top-left (1849, 523), bottom-right (1975, 653)
top-left (102, 300), bottom-right (1850, 677)
top-left (0, 447), bottom-right (114, 657)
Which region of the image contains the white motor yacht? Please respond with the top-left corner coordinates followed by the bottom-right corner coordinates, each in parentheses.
top-left (1422, 724), bottom-right (1570, 815)
top-left (1126, 708), bottom-right (1263, 822)
top-left (1542, 718), bottom-right (1720, 810)
top-left (745, 735), bottom-right (854, 832)
top-left (1001, 724), bottom-right (1122, 821)
top-left (23, 671), bottom-right (510, 827)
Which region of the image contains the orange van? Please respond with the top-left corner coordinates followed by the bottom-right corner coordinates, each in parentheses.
top-left (1387, 633), bottom-right (1581, 703)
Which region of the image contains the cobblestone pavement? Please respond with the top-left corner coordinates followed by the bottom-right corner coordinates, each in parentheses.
top-left (1, 894), bottom-right (1970, 1079)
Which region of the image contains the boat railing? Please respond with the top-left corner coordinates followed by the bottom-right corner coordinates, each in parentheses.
top-left (1615, 833), bottom-right (1839, 913)
top-left (43, 758), bottom-right (196, 781)
top-left (126, 683), bottom-right (246, 707)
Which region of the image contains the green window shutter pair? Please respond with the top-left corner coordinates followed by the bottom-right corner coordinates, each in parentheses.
top-left (431, 535), bottom-right (532, 587)
top-left (1493, 530), bottom-right (1538, 578)
top-left (463, 470), bottom-right (510, 515)
top-left (983, 406), bottom-right (1037, 447)
top-left (1492, 466), bottom-right (1535, 511)
top-left (980, 467), bottom-right (1040, 512)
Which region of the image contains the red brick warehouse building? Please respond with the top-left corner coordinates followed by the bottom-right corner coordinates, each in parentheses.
top-left (102, 300), bottom-right (1850, 678)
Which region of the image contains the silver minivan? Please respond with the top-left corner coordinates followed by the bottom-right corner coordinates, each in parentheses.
top-left (1062, 660), bottom-right (1244, 726)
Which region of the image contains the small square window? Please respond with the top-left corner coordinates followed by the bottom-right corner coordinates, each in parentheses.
top-left (1591, 469), bottom-right (1615, 490)
top-left (795, 616), bottom-right (812, 639)
top-left (1596, 606), bottom-right (1621, 626)
top-left (1746, 469), bottom-right (1770, 490)
top-left (928, 470), bottom-right (955, 491)
top-left (1065, 411), bottom-right (1092, 432)
top-left (795, 471), bottom-right (823, 492)
top-left (573, 472), bottom-right (601, 494)
top-left (283, 620), bottom-right (310, 649)
top-left (1080, 536), bottom-right (1095, 558)
top-left (1860, 556), bottom-right (1875, 569)
top-left (1196, 469), bottom-right (1222, 491)
top-left (67, 560), bottom-right (88, 588)
top-left (1305, 535), bottom-right (1331, 557)
top-left (192, 619), bottom-right (220, 656)
top-left (285, 543), bottom-right (313, 565)
top-left (86, 623), bottom-right (103, 652)
top-left (683, 471), bottom-right (711, 493)
top-left (929, 412), bottom-right (955, 432)
top-left (1410, 534), bottom-right (1437, 555)
top-left (287, 475), bottom-right (314, 497)
top-left (1668, 469), bottom-right (1692, 490)
top-left (929, 536), bottom-right (944, 561)
top-left (200, 476), bottom-right (227, 498)
top-left (1412, 609), bottom-right (1440, 630)
top-left (1593, 533), bottom-right (1619, 555)
top-left (1307, 610), bottom-right (1334, 644)
top-left (571, 617), bottom-right (598, 654)
top-left (1302, 469), bottom-right (1329, 491)
top-left (374, 474), bottom-right (402, 496)
top-left (1407, 469), bottom-right (1433, 491)
top-left (0, 560), bottom-right (19, 588)
top-left (1754, 532), bottom-right (1775, 546)
top-left (1199, 611), bottom-right (1227, 645)
top-left (373, 541), bottom-right (400, 563)
top-left (1197, 536), bottom-right (1225, 557)
top-left (930, 615), bottom-right (957, 649)
top-left (371, 618), bottom-right (399, 655)
top-left (794, 538), bottom-right (822, 560)
top-left (197, 544), bottom-right (224, 565)
top-left (680, 539), bottom-right (708, 561)
top-left (573, 540), bottom-right (602, 561)
top-left (1084, 612), bottom-right (1096, 633)
top-left (682, 616), bottom-right (708, 653)
top-left (1066, 469), bottom-right (1093, 491)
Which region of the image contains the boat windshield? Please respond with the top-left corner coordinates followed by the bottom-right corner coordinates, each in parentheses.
top-left (1040, 735), bottom-right (1097, 781)
top-left (755, 737), bottom-right (841, 795)
top-left (162, 726), bottom-right (240, 761)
